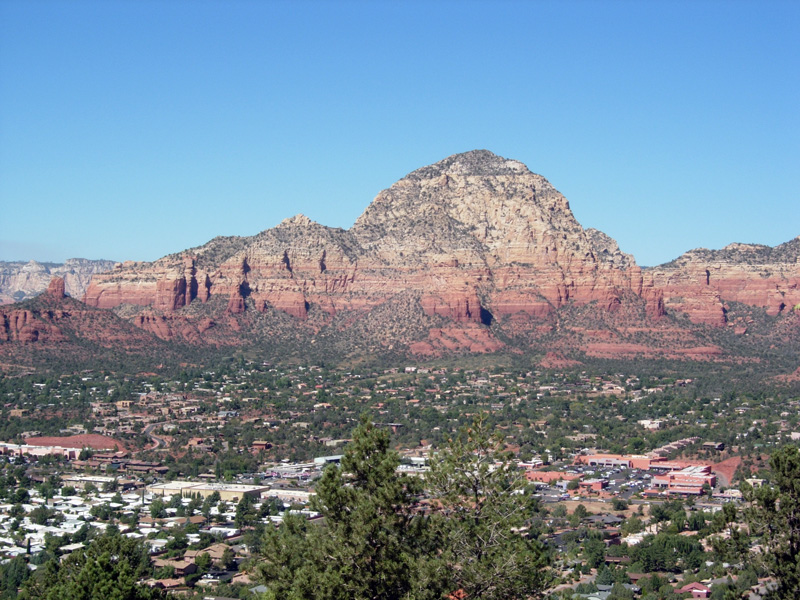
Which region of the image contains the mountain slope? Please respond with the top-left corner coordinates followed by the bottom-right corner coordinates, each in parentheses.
top-left (0, 278), bottom-right (185, 373)
top-left (3, 150), bottom-right (798, 369)
top-left (83, 150), bottom-right (664, 338)
top-left (649, 237), bottom-right (800, 325)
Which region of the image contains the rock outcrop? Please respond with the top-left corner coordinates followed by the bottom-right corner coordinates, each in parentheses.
top-left (0, 291), bottom-right (184, 370)
top-left (0, 307), bottom-right (67, 343)
top-left (649, 238), bottom-right (800, 325)
top-left (46, 277), bottom-right (66, 299)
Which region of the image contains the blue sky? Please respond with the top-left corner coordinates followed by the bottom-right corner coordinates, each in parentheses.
top-left (1, 0), bottom-right (797, 266)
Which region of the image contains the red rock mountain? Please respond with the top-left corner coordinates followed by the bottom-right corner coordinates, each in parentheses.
top-left (0, 276), bottom-right (183, 370)
top-left (5, 151), bottom-right (799, 365)
top-left (648, 239), bottom-right (800, 326)
top-left (82, 152), bottom-right (666, 344)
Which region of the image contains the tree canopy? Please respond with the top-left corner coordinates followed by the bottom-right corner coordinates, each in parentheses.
top-left (256, 415), bottom-right (428, 600)
top-left (21, 530), bottom-right (164, 600)
top-left (744, 444), bottom-right (800, 600)
top-left (424, 413), bottom-right (552, 600)
top-left (254, 413), bottom-right (551, 600)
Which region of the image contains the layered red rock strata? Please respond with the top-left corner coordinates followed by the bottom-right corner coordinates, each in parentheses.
top-left (649, 239), bottom-right (800, 325)
top-left (83, 151), bottom-right (667, 341)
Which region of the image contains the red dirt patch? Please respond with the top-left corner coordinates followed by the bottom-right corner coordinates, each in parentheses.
top-left (24, 434), bottom-right (126, 451)
top-left (410, 326), bottom-right (504, 356)
top-left (712, 456), bottom-right (742, 487)
top-left (772, 365), bottom-right (800, 383)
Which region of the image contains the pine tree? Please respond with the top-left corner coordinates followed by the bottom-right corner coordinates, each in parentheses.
top-left (424, 413), bottom-right (552, 600)
top-left (20, 530), bottom-right (163, 600)
top-left (256, 415), bottom-right (426, 600)
top-left (744, 444), bottom-right (800, 599)
top-left (255, 414), bottom-right (552, 600)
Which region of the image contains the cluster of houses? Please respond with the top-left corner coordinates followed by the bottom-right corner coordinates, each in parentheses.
top-left (0, 469), bottom-right (322, 595)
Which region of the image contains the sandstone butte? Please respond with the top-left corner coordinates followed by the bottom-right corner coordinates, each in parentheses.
top-left (649, 241), bottom-right (800, 326)
top-left (12, 150), bottom-right (800, 358)
top-left (0, 276), bottom-right (70, 343)
top-left (83, 151), bottom-right (665, 322)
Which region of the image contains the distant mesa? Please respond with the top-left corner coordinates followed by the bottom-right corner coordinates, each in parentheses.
top-left (0, 258), bottom-right (116, 304)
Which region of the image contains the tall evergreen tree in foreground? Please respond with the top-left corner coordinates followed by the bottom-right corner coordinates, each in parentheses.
top-left (256, 415), bottom-right (428, 600)
top-left (255, 413), bottom-right (551, 600)
top-left (424, 413), bottom-right (551, 600)
top-left (21, 529), bottom-right (164, 600)
top-left (744, 444), bottom-right (800, 600)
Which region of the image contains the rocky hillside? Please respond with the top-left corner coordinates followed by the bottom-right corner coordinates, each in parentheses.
top-left (0, 258), bottom-right (116, 304)
top-left (649, 237), bottom-right (800, 326)
top-left (83, 151), bottom-right (664, 336)
top-left (0, 278), bottom-right (184, 373)
top-left (3, 150), bottom-right (799, 368)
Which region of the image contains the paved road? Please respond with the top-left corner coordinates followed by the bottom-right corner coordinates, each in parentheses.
top-left (143, 422), bottom-right (167, 450)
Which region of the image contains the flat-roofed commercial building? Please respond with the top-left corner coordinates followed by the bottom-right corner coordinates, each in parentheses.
top-left (146, 481), bottom-right (203, 497)
top-left (652, 465), bottom-right (715, 492)
top-left (63, 474), bottom-right (118, 487)
top-left (147, 481), bottom-right (268, 502)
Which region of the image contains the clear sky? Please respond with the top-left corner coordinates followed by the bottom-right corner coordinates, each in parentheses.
top-left (1, 0), bottom-right (797, 267)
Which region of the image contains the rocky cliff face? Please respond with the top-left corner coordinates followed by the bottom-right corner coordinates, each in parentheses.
top-left (66, 150), bottom-right (797, 359)
top-left (0, 278), bottom-right (67, 343)
top-left (351, 151), bottom-right (663, 322)
top-left (83, 150), bottom-right (665, 347)
top-left (0, 279), bottom-right (184, 372)
top-left (649, 238), bottom-right (800, 325)
top-left (0, 258), bottom-right (116, 304)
